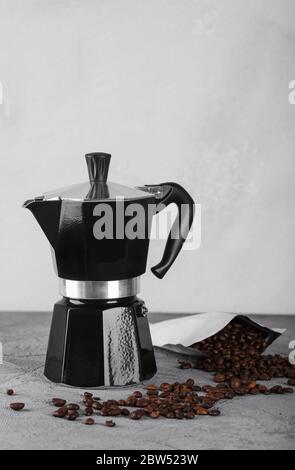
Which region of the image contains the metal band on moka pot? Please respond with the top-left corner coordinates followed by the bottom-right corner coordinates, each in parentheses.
top-left (59, 277), bottom-right (140, 300)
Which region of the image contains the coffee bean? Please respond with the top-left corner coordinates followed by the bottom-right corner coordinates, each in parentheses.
top-left (249, 387), bottom-right (260, 395)
top-left (53, 407), bottom-right (67, 418)
top-left (66, 411), bottom-right (79, 420)
top-left (234, 386), bottom-right (248, 396)
top-left (52, 398), bottom-right (66, 407)
top-left (84, 407), bottom-right (93, 416)
top-left (67, 403), bottom-right (80, 411)
top-left (121, 408), bottom-right (130, 416)
top-left (133, 391), bottom-right (142, 398)
top-left (194, 405), bottom-right (208, 415)
top-left (282, 387), bottom-right (293, 393)
top-left (213, 373), bottom-right (226, 383)
top-left (84, 399), bottom-right (94, 407)
top-left (6, 389), bottom-right (14, 396)
top-left (130, 409), bottom-right (145, 420)
top-left (270, 386), bottom-right (283, 394)
top-left (178, 360), bottom-right (192, 369)
top-left (160, 383), bottom-right (172, 392)
top-left (92, 401), bottom-right (102, 410)
top-left (118, 399), bottom-right (126, 406)
top-left (83, 417), bottom-right (95, 425)
top-left (147, 389), bottom-right (159, 396)
top-left (105, 420), bottom-right (116, 427)
top-left (146, 384), bottom-right (158, 391)
top-left (104, 399), bottom-right (119, 406)
top-left (247, 380), bottom-right (257, 390)
top-left (150, 411), bottom-right (160, 419)
top-left (108, 406), bottom-right (121, 417)
top-left (202, 385), bottom-right (213, 392)
top-left (126, 396), bottom-right (137, 406)
top-left (208, 408), bottom-right (221, 416)
top-left (92, 396), bottom-right (101, 401)
top-left (230, 378), bottom-right (241, 390)
top-left (10, 402), bottom-right (25, 411)
top-left (185, 378), bottom-right (195, 387)
top-left (83, 392), bottom-right (93, 398)
top-left (100, 407), bottom-right (110, 417)
top-left (136, 398), bottom-right (149, 408)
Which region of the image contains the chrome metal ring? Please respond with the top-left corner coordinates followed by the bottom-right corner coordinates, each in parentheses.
top-left (59, 277), bottom-right (140, 300)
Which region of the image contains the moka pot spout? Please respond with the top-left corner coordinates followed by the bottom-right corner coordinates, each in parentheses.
top-left (23, 198), bottom-right (61, 249)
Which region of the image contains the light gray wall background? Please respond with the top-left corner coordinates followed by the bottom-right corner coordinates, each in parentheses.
top-left (0, 0), bottom-right (294, 313)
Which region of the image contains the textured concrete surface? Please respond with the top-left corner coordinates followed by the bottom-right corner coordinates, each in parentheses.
top-left (0, 312), bottom-right (294, 450)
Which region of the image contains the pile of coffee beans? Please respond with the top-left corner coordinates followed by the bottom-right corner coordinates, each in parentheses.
top-left (178, 318), bottom-right (295, 398)
top-left (50, 383), bottom-right (223, 423)
top-left (191, 320), bottom-right (269, 359)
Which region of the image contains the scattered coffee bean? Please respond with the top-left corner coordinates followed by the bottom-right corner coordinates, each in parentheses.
top-left (108, 407), bottom-right (121, 417)
top-left (6, 389), bottom-right (14, 396)
top-left (133, 391), bottom-right (142, 398)
top-left (194, 405), bottom-right (208, 415)
top-left (105, 420), bottom-right (116, 427)
top-left (84, 399), bottom-right (94, 407)
top-left (208, 408), bottom-right (221, 416)
top-left (92, 401), bottom-right (102, 410)
top-left (186, 378), bottom-right (195, 387)
top-left (130, 409), bottom-right (145, 420)
top-left (121, 408), bottom-right (130, 416)
top-left (136, 398), bottom-right (149, 408)
top-left (230, 378), bottom-right (241, 390)
top-left (185, 411), bottom-right (195, 419)
top-left (150, 410), bottom-right (160, 419)
top-left (67, 403), bottom-right (80, 411)
top-left (52, 398), bottom-right (66, 407)
top-left (83, 392), bottom-right (93, 398)
top-left (213, 373), bottom-right (226, 383)
top-left (160, 383), bottom-right (172, 392)
top-left (146, 384), bottom-right (158, 392)
top-left (53, 407), bottom-right (67, 418)
top-left (126, 396), bottom-right (137, 406)
top-left (10, 402), bottom-right (25, 411)
top-left (270, 385), bottom-right (283, 394)
top-left (178, 360), bottom-right (192, 369)
top-left (66, 410), bottom-right (79, 420)
top-left (84, 407), bottom-right (93, 416)
top-left (83, 417), bottom-right (95, 425)
top-left (117, 399), bottom-right (126, 406)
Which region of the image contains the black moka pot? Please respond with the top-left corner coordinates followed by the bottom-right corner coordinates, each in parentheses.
top-left (24, 153), bottom-right (194, 387)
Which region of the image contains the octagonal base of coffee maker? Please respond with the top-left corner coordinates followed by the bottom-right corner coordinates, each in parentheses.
top-left (44, 298), bottom-right (157, 387)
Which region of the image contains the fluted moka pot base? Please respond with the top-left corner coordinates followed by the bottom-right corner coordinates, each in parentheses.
top-left (44, 297), bottom-right (157, 387)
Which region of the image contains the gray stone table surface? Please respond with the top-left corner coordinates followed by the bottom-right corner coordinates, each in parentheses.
top-left (0, 312), bottom-right (294, 450)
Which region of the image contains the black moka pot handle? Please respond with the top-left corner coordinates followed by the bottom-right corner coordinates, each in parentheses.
top-left (145, 183), bottom-right (195, 279)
